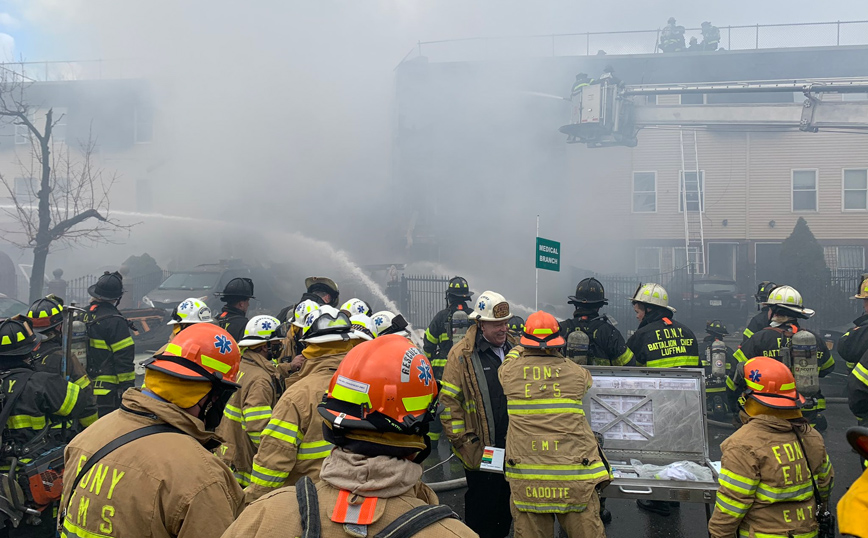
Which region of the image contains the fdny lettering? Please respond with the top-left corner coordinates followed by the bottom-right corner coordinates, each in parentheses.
top-left (526, 486), bottom-right (569, 499)
top-left (71, 455), bottom-right (124, 532)
top-left (531, 440), bottom-right (560, 451)
top-left (771, 442), bottom-right (806, 486)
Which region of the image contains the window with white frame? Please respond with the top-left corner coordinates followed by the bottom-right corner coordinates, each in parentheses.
top-left (679, 171), bottom-right (704, 212)
top-left (792, 170), bottom-right (817, 211)
top-left (844, 169), bottom-right (868, 210)
top-left (636, 247), bottom-right (662, 275)
top-left (673, 246), bottom-right (702, 272)
top-left (632, 172), bottom-right (656, 212)
top-left (825, 246), bottom-right (865, 270)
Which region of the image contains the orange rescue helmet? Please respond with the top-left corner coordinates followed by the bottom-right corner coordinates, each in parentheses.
top-left (520, 311), bottom-right (566, 349)
top-left (318, 335), bottom-right (438, 435)
top-left (741, 356), bottom-right (804, 409)
top-left (144, 323), bottom-right (241, 388)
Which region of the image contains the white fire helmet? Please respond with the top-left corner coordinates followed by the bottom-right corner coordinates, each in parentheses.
top-left (237, 315), bottom-right (282, 347)
top-left (468, 291), bottom-right (511, 322)
top-left (293, 299), bottom-right (320, 328)
top-left (762, 285), bottom-right (815, 318)
top-left (631, 283), bottom-right (676, 313)
top-left (167, 298), bottom-right (213, 325)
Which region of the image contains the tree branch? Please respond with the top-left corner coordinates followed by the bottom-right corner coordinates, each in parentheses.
top-left (47, 208), bottom-right (107, 242)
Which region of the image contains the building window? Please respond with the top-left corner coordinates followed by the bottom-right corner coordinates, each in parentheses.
top-left (679, 171), bottom-right (705, 212)
top-left (674, 246), bottom-right (702, 273)
top-left (134, 106), bottom-right (154, 144)
top-left (680, 94), bottom-right (706, 105)
top-left (825, 246), bottom-right (865, 270)
top-left (632, 172), bottom-right (656, 212)
top-left (844, 169), bottom-right (868, 210)
top-left (792, 170), bottom-right (817, 211)
top-left (636, 247), bottom-right (662, 275)
top-left (13, 177), bottom-right (35, 203)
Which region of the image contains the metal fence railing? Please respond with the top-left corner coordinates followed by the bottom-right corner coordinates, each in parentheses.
top-left (0, 59), bottom-right (144, 83)
top-left (66, 270), bottom-right (170, 309)
top-left (400, 20), bottom-right (868, 65)
top-left (394, 274), bottom-right (452, 329)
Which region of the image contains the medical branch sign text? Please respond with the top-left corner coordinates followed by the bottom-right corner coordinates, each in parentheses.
top-left (535, 237), bottom-right (560, 272)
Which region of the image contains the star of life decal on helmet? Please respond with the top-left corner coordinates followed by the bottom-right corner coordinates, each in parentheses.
top-left (214, 334), bottom-right (233, 354)
top-left (417, 361), bottom-right (432, 387)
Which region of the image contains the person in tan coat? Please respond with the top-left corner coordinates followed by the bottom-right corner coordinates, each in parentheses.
top-left (243, 306), bottom-right (367, 503)
top-left (499, 311), bottom-right (611, 538)
top-left (440, 291), bottom-right (514, 538)
top-left (216, 315), bottom-right (285, 487)
top-left (222, 335), bottom-right (477, 538)
top-left (709, 356), bottom-right (834, 538)
top-left (58, 323), bottom-right (244, 538)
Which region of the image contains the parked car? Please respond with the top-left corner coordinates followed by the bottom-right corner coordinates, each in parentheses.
top-left (0, 294), bottom-right (27, 319)
top-left (687, 276), bottom-right (748, 330)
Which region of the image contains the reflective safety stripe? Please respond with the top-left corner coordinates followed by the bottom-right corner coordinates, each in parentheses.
top-left (847, 361), bottom-right (857, 372)
top-left (79, 413), bottom-right (99, 427)
top-left (451, 420), bottom-right (465, 434)
top-left (297, 440), bottom-right (334, 460)
top-left (512, 500), bottom-right (588, 513)
top-left (73, 375), bottom-right (91, 389)
top-left (94, 375), bottom-right (120, 385)
top-left (706, 386), bottom-right (726, 393)
top-left (714, 492), bottom-right (752, 518)
top-left (7, 415), bottom-right (47, 430)
top-left (819, 356), bottom-right (835, 371)
top-left (755, 481), bottom-right (813, 503)
top-left (223, 404), bottom-right (243, 423)
top-left (58, 382), bottom-right (80, 416)
top-left (726, 376), bottom-right (737, 391)
top-left (614, 348), bottom-right (634, 366)
top-left (431, 359), bottom-right (447, 368)
top-left (734, 348), bottom-right (748, 363)
top-left (645, 356), bottom-right (700, 368)
top-left (117, 371), bottom-right (136, 383)
top-left (110, 337), bottom-right (134, 352)
top-left (243, 406), bottom-right (273, 422)
top-left (262, 419), bottom-right (302, 445)
top-left (248, 431), bottom-right (262, 445)
top-left (738, 529), bottom-right (816, 538)
top-left (438, 333), bottom-right (450, 343)
top-left (505, 462), bottom-right (609, 481)
top-left (250, 463), bottom-right (289, 488)
top-left (440, 407), bottom-right (452, 421)
top-left (88, 339), bottom-right (109, 350)
top-left (428, 432), bottom-right (441, 441)
top-left (719, 469), bottom-right (759, 496)
top-left (425, 329), bottom-right (439, 345)
top-left (440, 381), bottom-right (461, 398)
top-left (463, 400), bottom-right (477, 413)
top-left (234, 471), bottom-right (252, 487)
top-left (332, 489), bottom-right (378, 524)
top-left (507, 398), bottom-right (585, 415)
top-left (63, 517), bottom-right (113, 538)
top-left (742, 328), bottom-right (754, 340)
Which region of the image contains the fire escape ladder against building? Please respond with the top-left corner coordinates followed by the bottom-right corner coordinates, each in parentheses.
top-left (679, 128), bottom-right (706, 274)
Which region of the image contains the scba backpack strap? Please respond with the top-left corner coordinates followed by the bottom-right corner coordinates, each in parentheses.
top-left (296, 476), bottom-right (322, 538)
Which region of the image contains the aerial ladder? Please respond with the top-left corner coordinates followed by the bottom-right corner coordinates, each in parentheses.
top-left (560, 77), bottom-right (868, 275)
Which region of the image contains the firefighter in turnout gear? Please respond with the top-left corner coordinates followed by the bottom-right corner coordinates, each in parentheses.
top-left (221, 336), bottom-right (477, 538)
top-left (217, 315), bottom-right (284, 488)
top-left (82, 271), bottom-right (135, 417)
top-left (561, 278), bottom-right (634, 366)
top-left (701, 21), bottom-right (721, 51)
top-left (840, 274), bottom-right (868, 372)
top-left (244, 306), bottom-right (366, 504)
top-left (215, 277), bottom-right (255, 344)
top-left (156, 297), bottom-right (213, 355)
top-left (701, 320), bottom-right (738, 419)
top-left (732, 286), bottom-right (834, 430)
top-left (708, 357), bottom-right (834, 538)
top-left (275, 299), bottom-right (319, 388)
top-left (626, 283), bottom-right (699, 369)
top-left (26, 297), bottom-right (97, 431)
top-left (440, 291), bottom-right (513, 538)
top-left (839, 426), bottom-right (868, 536)
top-left (371, 310), bottom-right (412, 339)
top-left (744, 281), bottom-right (778, 344)
top-left (299, 276), bottom-right (340, 307)
top-left (499, 311), bottom-right (611, 538)
top-left (59, 323), bottom-right (244, 538)
top-left (659, 17), bottom-right (686, 52)
top-left (0, 317), bottom-right (94, 536)
top-left (423, 276), bottom-right (474, 379)
top-left (508, 316), bottom-right (525, 338)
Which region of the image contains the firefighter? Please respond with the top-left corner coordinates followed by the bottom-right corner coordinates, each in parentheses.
top-left (217, 315), bottom-right (284, 488)
top-left (708, 357), bottom-right (834, 538)
top-left (440, 291), bottom-right (513, 538)
top-left (659, 17), bottom-right (686, 52)
top-left (221, 336), bottom-right (477, 538)
top-left (82, 271), bottom-right (135, 417)
top-left (371, 310), bottom-right (412, 339)
top-left (500, 311), bottom-right (611, 538)
top-left (244, 305), bottom-right (366, 503)
top-left (839, 426), bottom-right (868, 536)
top-left (156, 297), bottom-right (213, 354)
top-left (701, 21), bottom-right (721, 51)
top-left (215, 277), bottom-right (255, 343)
top-left (340, 297), bottom-right (372, 317)
top-left (561, 277), bottom-right (634, 366)
top-left (275, 299), bottom-right (319, 387)
top-left (58, 323), bottom-right (243, 537)
top-left (570, 73), bottom-right (592, 99)
top-left (507, 316), bottom-right (525, 338)
top-left (0, 317), bottom-right (94, 537)
top-left (26, 296), bottom-right (97, 430)
top-left (702, 320), bottom-right (738, 417)
top-left (626, 283), bottom-right (699, 368)
top-left (839, 274), bottom-right (868, 372)
top-left (423, 276), bottom-right (474, 379)
top-left (743, 281), bottom-right (778, 344)
top-left (732, 285), bottom-right (835, 430)
top-left (299, 276), bottom-right (340, 307)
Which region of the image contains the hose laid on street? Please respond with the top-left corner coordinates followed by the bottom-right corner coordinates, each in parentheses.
top-left (427, 477), bottom-right (468, 492)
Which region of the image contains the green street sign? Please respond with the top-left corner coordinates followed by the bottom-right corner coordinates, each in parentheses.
top-left (536, 237), bottom-right (560, 272)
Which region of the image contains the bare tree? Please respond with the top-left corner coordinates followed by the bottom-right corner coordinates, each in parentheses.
top-left (0, 75), bottom-right (133, 302)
